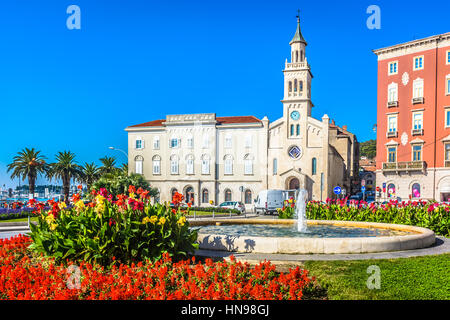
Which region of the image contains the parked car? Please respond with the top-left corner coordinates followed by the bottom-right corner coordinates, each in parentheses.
top-left (218, 201), bottom-right (245, 214)
top-left (366, 196), bottom-right (376, 204)
top-left (254, 189), bottom-right (285, 215)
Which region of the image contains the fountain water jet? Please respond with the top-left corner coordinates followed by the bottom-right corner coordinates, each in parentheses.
top-left (294, 189), bottom-right (308, 233)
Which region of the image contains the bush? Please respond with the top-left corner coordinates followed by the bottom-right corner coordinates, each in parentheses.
top-left (28, 187), bottom-right (198, 266)
top-left (278, 199), bottom-right (296, 219)
top-left (307, 199), bottom-right (450, 237)
top-left (188, 206), bottom-right (240, 214)
top-left (92, 173), bottom-right (158, 199)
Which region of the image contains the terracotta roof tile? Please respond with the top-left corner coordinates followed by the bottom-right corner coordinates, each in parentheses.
top-left (129, 119), bottom-right (165, 128)
top-left (216, 116), bottom-right (261, 125)
top-left (128, 116), bottom-right (261, 128)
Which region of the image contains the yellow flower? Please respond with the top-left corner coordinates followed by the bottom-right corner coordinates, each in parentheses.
top-left (49, 223), bottom-right (58, 231)
top-left (75, 200), bottom-right (85, 211)
top-left (58, 202), bottom-right (67, 210)
top-left (150, 215), bottom-right (158, 224)
top-left (142, 216), bottom-right (151, 224)
top-left (45, 214), bottom-right (55, 225)
top-left (177, 216), bottom-right (186, 227)
top-left (158, 217), bottom-right (166, 225)
top-left (129, 192), bottom-right (136, 199)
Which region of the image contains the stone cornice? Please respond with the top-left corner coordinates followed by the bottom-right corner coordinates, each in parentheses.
top-left (373, 32), bottom-right (450, 61)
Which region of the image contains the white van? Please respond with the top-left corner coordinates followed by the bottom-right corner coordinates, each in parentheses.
top-left (254, 189), bottom-right (286, 215)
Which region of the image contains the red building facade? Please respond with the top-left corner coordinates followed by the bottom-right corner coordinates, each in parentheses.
top-left (374, 32), bottom-right (450, 201)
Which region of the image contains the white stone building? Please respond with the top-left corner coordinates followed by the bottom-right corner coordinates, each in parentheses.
top-left (125, 16), bottom-right (359, 209)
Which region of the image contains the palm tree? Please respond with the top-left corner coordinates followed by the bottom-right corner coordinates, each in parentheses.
top-left (119, 163), bottom-right (128, 177)
top-left (48, 151), bottom-right (83, 203)
top-left (99, 156), bottom-right (117, 175)
top-left (81, 162), bottom-right (101, 192)
top-left (7, 148), bottom-right (48, 198)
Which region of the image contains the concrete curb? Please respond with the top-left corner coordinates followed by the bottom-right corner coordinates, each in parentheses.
top-left (192, 219), bottom-right (436, 254)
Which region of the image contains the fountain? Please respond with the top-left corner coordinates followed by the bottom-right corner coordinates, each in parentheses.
top-left (191, 189), bottom-right (436, 254)
top-left (294, 189), bottom-right (308, 233)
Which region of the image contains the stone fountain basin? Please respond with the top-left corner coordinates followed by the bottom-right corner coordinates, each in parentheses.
top-left (192, 219), bottom-right (436, 254)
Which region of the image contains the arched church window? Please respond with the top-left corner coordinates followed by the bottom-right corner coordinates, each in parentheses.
top-left (294, 79), bottom-right (297, 92)
top-left (290, 125), bottom-right (294, 136)
top-left (299, 81), bottom-right (303, 92)
top-left (288, 81), bottom-right (292, 92)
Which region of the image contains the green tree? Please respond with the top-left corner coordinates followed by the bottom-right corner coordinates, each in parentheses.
top-left (48, 151), bottom-right (83, 203)
top-left (359, 139), bottom-right (376, 159)
top-left (81, 162), bottom-right (101, 192)
top-left (99, 156), bottom-right (117, 175)
top-left (92, 173), bottom-right (158, 199)
top-left (7, 148), bottom-right (49, 198)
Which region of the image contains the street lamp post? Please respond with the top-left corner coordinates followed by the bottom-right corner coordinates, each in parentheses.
top-left (108, 147), bottom-right (128, 159)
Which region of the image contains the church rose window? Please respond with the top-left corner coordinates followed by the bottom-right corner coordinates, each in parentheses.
top-left (288, 146), bottom-right (302, 159)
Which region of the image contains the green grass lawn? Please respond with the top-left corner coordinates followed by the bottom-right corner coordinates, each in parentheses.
top-left (0, 217), bottom-right (37, 223)
top-left (304, 254), bottom-right (450, 300)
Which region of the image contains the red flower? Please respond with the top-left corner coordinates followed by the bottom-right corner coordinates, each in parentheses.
top-left (77, 185), bottom-right (83, 190)
top-left (128, 185), bottom-right (136, 194)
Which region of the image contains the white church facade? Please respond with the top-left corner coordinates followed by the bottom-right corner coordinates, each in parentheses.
top-left (125, 16), bottom-right (360, 208)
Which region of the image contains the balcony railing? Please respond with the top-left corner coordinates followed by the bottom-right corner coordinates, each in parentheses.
top-left (387, 101), bottom-right (398, 108)
top-left (382, 161), bottom-right (426, 172)
top-left (412, 97), bottom-right (424, 104)
top-left (411, 128), bottom-right (424, 136)
top-left (386, 131), bottom-right (398, 138)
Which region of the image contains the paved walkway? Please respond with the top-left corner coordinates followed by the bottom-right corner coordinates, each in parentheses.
top-left (195, 236), bottom-right (450, 264)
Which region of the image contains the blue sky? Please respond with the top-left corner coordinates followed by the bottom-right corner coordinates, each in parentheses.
top-left (0, 0), bottom-right (449, 188)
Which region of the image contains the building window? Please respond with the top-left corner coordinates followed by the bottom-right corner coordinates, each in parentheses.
top-left (244, 189), bottom-right (252, 204)
top-left (445, 143), bottom-right (450, 161)
top-left (288, 81), bottom-right (292, 92)
top-left (245, 135), bottom-right (252, 148)
top-left (202, 189), bottom-right (209, 203)
top-left (224, 189), bottom-right (232, 202)
top-left (447, 51), bottom-right (450, 65)
top-left (446, 109), bottom-right (450, 127)
top-left (290, 124), bottom-right (294, 136)
top-left (387, 183), bottom-right (396, 198)
top-left (388, 83), bottom-right (398, 102)
top-left (201, 154), bottom-right (210, 175)
top-left (273, 158), bottom-right (277, 175)
top-left (244, 154), bottom-right (253, 175)
top-left (412, 145), bottom-right (422, 161)
top-left (152, 155), bottom-right (161, 175)
top-left (413, 56), bottom-right (424, 70)
top-left (413, 78), bottom-right (424, 98)
top-left (153, 136), bottom-right (160, 150)
top-left (388, 147), bottom-right (396, 163)
top-left (135, 156), bottom-right (143, 175)
top-left (170, 155), bottom-right (179, 174)
top-left (294, 79), bottom-right (298, 92)
top-left (388, 61), bottom-right (398, 75)
top-left (312, 157), bottom-right (317, 175)
top-left (412, 183), bottom-right (421, 198)
top-left (170, 138), bottom-right (180, 148)
top-left (296, 124), bottom-right (300, 136)
top-left (187, 136), bottom-right (194, 148)
top-left (412, 112), bottom-right (423, 130)
top-left (299, 81), bottom-right (303, 92)
top-left (388, 115), bottom-right (398, 133)
top-left (224, 155), bottom-right (233, 175)
top-left (446, 76), bottom-right (450, 95)
top-left (186, 155), bottom-right (194, 175)
top-left (202, 134), bottom-right (209, 148)
top-left (225, 134), bottom-right (232, 148)
top-left (135, 138), bottom-right (143, 150)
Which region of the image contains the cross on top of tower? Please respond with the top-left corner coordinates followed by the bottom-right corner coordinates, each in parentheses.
top-left (290, 10), bottom-right (307, 45)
